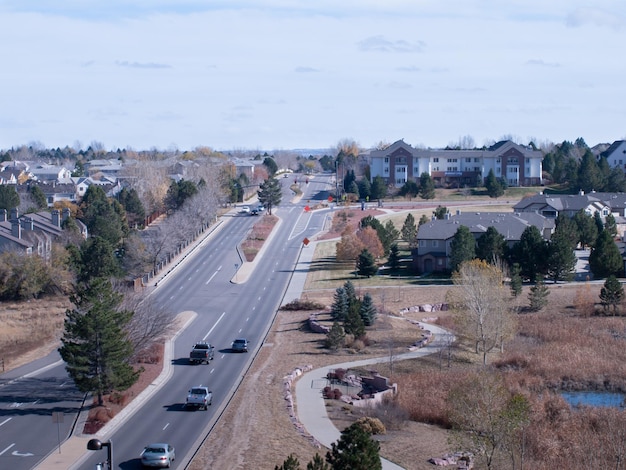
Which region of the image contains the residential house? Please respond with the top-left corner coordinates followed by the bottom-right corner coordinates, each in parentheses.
top-left (368, 139), bottom-right (543, 188)
top-left (28, 164), bottom-right (72, 182)
top-left (413, 211), bottom-right (555, 273)
top-left (513, 191), bottom-right (611, 219)
top-left (600, 140), bottom-right (626, 170)
top-left (0, 207), bottom-right (87, 257)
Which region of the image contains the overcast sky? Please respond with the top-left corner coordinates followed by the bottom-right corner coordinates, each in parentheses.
top-left (1, 1), bottom-right (624, 152)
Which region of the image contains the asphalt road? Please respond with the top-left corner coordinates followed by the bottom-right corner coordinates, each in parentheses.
top-left (0, 173), bottom-right (334, 470)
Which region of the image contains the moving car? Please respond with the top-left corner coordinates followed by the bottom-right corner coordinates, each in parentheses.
top-left (140, 443), bottom-right (175, 468)
top-left (231, 338), bottom-right (249, 353)
top-left (189, 341), bottom-right (215, 364)
top-left (241, 205), bottom-right (250, 213)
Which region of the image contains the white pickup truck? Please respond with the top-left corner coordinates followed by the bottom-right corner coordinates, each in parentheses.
top-left (185, 385), bottom-right (212, 410)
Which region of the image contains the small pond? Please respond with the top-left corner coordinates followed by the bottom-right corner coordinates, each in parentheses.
top-left (561, 391), bottom-right (625, 408)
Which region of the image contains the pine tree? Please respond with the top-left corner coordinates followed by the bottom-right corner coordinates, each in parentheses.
top-left (476, 226), bottom-right (506, 263)
top-left (344, 305), bottom-right (365, 338)
top-left (59, 278), bottom-right (140, 405)
top-left (513, 226), bottom-right (548, 281)
top-left (257, 177), bottom-right (282, 215)
top-left (326, 422), bottom-right (382, 470)
top-left (599, 275), bottom-right (624, 314)
top-left (359, 293), bottom-right (377, 326)
top-left (325, 321), bottom-right (345, 351)
top-left (330, 287), bottom-right (348, 322)
top-left (400, 213), bottom-right (417, 247)
top-left (485, 169), bottom-right (504, 198)
top-left (275, 454), bottom-right (301, 470)
top-left (528, 278), bottom-right (550, 312)
top-left (509, 263), bottom-right (523, 297)
top-left (419, 172), bottom-right (435, 199)
top-left (306, 454), bottom-right (329, 470)
top-left (356, 249), bottom-right (378, 278)
top-left (589, 230), bottom-right (623, 279)
top-left (450, 225), bottom-right (476, 272)
top-left (387, 243), bottom-right (401, 271)
top-left (546, 229), bottom-right (577, 283)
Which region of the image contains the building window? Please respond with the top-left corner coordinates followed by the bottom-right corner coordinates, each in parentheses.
top-left (396, 178), bottom-right (405, 184)
top-left (413, 167), bottom-right (419, 174)
top-left (432, 240), bottom-right (438, 247)
top-left (447, 166), bottom-right (458, 171)
top-left (384, 157), bottom-right (389, 163)
top-left (465, 157), bottom-right (471, 162)
top-left (433, 166), bottom-right (439, 171)
top-left (474, 167), bottom-right (480, 172)
top-left (497, 168), bottom-right (501, 174)
top-left (433, 157), bottom-right (439, 162)
top-left (525, 158), bottom-right (530, 164)
top-left (447, 158), bottom-right (458, 163)
top-left (437, 258), bottom-right (443, 266)
top-left (509, 157), bottom-right (518, 163)
top-left (396, 167), bottom-right (406, 173)
top-left (419, 240), bottom-right (426, 247)
top-left (384, 167), bottom-right (389, 174)
top-left (474, 158), bottom-right (480, 163)
top-left (396, 156), bottom-right (406, 164)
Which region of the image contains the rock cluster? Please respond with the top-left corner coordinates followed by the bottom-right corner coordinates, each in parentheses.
top-left (282, 365), bottom-right (321, 448)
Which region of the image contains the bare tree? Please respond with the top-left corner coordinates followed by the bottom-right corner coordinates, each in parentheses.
top-left (448, 259), bottom-right (517, 365)
top-left (119, 289), bottom-right (176, 360)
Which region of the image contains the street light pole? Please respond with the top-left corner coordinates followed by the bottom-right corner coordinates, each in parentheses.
top-left (87, 438), bottom-right (112, 470)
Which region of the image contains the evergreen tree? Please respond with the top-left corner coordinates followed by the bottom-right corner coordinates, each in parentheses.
top-left (326, 422), bottom-right (382, 470)
top-left (450, 225), bottom-right (476, 272)
top-left (29, 185), bottom-right (48, 210)
top-left (325, 321), bottom-right (345, 350)
top-left (607, 166), bottom-right (626, 192)
top-left (344, 304), bottom-right (365, 338)
top-left (257, 177), bottom-right (282, 215)
top-left (398, 180), bottom-right (419, 199)
top-left (59, 278), bottom-right (140, 405)
top-left (573, 209), bottom-right (598, 249)
top-left (418, 214), bottom-right (429, 226)
top-left (605, 213), bottom-right (618, 238)
top-left (0, 184), bottom-right (20, 211)
top-left (356, 249), bottom-right (378, 278)
top-left (577, 150), bottom-right (602, 193)
top-left (509, 263), bottom-right (523, 297)
top-left (359, 293), bottom-right (377, 326)
top-left (384, 220), bottom-right (400, 246)
top-left (546, 229), bottom-right (577, 283)
top-left (349, 180), bottom-right (359, 197)
top-left (512, 226), bottom-right (548, 281)
top-left (600, 275), bottom-right (624, 314)
top-left (433, 205), bottom-right (448, 219)
top-left (387, 243), bottom-right (401, 270)
top-left (400, 213), bottom-right (417, 247)
top-left (275, 454), bottom-right (301, 470)
top-left (357, 178), bottom-right (371, 200)
top-left (589, 230), bottom-right (623, 279)
top-left (118, 187), bottom-right (146, 228)
top-left (263, 156), bottom-right (278, 176)
top-left (528, 278), bottom-right (549, 312)
top-left (476, 226), bottom-right (506, 263)
top-left (306, 454), bottom-right (329, 470)
top-left (81, 185), bottom-right (125, 246)
top-left (485, 169), bottom-right (504, 198)
top-left (330, 287), bottom-right (348, 322)
top-left (75, 236), bottom-right (121, 283)
top-left (370, 176), bottom-right (387, 201)
top-left (554, 213), bottom-right (579, 248)
top-left (343, 170), bottom-right (356, 194)
top-left (594, 211), bottom-right (604, 235)
top-left (419, 172), bottom-right (436, 199)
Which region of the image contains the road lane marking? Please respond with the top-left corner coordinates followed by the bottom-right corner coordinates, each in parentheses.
top-left (205, 270), bottom-right (220, 285)
top-left (202, 312), bottom-right (226, 341)
top-left (12, 450), bottom-right (34, 457)
top-left (210, 368), bottom-right (215, 374)
top-left (0, 418), bottom-right (11, 427)
top-left (163, 423), bottom-right (170, 431)
top-left (0, 443), bottom-right (15, 455)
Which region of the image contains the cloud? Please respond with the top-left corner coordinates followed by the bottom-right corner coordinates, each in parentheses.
top-left (566, 8), bottom-right (624, 30)
top-left (115, 60), bottom-right (172, 69)
top-left (358, 35), bottom-right (425, 53)
top-left (396, 65), bottom-right (420, 72)
top-left (294, 66), bottom-right (319, 73)
top-left (525, 59), bottom-right (560, 68)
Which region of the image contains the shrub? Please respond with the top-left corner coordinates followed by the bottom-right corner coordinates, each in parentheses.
top-left (280, 299), bottom-right (325, 310)
top-left (354, 416), bottom-right (387, 435)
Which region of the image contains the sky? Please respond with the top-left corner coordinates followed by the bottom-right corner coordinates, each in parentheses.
top-left (1, 1), bottom-right (625, 153)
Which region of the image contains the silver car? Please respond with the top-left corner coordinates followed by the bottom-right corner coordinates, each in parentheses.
top-left (140, 443), bottom-right (175, 468)
top-left (231, 338), bottom-right (249, 353)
